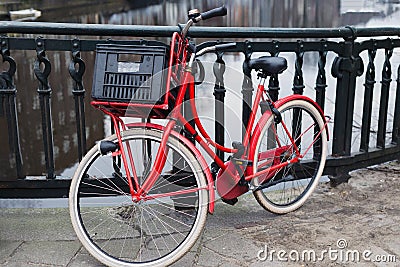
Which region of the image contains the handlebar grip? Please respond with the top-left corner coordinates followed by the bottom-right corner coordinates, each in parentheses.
top-left (215, 42), bottom-right (236, 51)
top-left (200, 5), bottom-right (227, 20)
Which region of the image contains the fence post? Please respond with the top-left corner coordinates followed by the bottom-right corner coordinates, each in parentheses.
top-left (293, 40), bottom-right (305, 95)
top-left (213, 51), bottom-right (226, 161)
top-left (241, 41), bottom-right (253, 140)
top-left (268, 41), bottom-right (281, 102)
top-left (69, 38), bottom-right (87, 161)
top-left (315, 41), bottom-right (328, 111)
top-left (35, 37), bottom-right (55, 179)
top-left (330, 29), bottom-right (364, 184)
top-left (360, 43), bottom-right (377, 152)
top-left (0, 36), bottom-right (24, 179)
top-left (393, 64), bottom-right (400, 147)
top-left (376, 41), bottom-right (393, 149)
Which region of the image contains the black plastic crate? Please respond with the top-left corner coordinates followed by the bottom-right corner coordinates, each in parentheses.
top-left (92, 44), bottom-right (168, 104)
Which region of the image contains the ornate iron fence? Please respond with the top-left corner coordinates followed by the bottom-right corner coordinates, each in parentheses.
top-left (0, 22), bottom-right (399, 197)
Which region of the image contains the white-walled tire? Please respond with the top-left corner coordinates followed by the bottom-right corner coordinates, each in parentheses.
top-left (69, 128), bottom-right (208, 266)
top-left (252, 99), bottom-right (328, 214)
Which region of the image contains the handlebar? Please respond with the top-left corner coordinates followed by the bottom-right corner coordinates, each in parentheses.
top-left (183, 6), bottom-right (233, 69)
top-left (199, 6), bottom-right (227, 21)
top-left (215, 43), bottom-right (236, 51)
top-left (188, 42), bottom-right (236, 67)
top-left (196, 43), bottom-right (236, 57)
top-left (182, 6), bottom-right (227, 37)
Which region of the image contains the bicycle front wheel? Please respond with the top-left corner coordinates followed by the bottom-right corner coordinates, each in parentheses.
top-left (69, 127), bottom-right (209, 267)
top-left (252, 99), bottom-right (328, 214)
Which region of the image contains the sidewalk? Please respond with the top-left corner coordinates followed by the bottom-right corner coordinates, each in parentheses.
top-left (1, 161), bottom-right (399, 266)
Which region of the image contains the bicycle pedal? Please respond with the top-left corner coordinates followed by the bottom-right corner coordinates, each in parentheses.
top-left (221, 197), bottom-right (238, 206)
top-left (238, 179), bottom-right (249, 187)
top-left (231, 158), bottom-right (253, 167)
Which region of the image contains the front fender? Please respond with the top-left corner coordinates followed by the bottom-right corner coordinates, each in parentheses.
top-left (125, 122), bottom-right (215, 214)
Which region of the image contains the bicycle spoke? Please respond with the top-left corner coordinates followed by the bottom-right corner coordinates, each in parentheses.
top-left (145, 205), bottom-right (179, 247)
top-left (142, 207), bottom-right (162, 258)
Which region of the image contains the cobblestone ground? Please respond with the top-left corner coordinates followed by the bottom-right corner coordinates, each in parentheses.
top-left (181, 160), bottom-right (400, 267)
top-left (0, 161), bottom-right (399, 266)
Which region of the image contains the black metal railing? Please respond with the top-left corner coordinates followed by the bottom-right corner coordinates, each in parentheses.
top-left (0, 21), bottom-right (399, 197)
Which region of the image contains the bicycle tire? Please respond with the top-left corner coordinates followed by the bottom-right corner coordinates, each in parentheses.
top-left (69, 127), bottom-right (208, 267)
top-left (252, 99), bottom-right (328, 214)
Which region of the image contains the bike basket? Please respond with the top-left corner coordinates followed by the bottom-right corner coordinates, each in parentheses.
top-left (92, 44), bottom-right (168, 104)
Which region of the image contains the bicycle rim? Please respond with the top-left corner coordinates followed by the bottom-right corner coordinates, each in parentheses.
top-left (252, 99), bottom-right (327, 214)
top-left (69, 128), bottom-right (208, 267)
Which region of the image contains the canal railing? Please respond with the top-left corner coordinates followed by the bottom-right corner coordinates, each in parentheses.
top-left (0, 21), bottom-right (399, 197)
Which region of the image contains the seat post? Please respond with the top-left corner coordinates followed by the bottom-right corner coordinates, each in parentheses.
top-left (256, 73), bottom-right (268, 92)
top-left (257, 70), bottom-right (268, 79)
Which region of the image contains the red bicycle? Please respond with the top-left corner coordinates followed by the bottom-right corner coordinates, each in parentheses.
top-left (69, 6), bottom-right (329, 267)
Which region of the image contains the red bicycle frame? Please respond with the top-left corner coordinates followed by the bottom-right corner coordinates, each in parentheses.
top-left (90, 25), bottom-right (329, 211)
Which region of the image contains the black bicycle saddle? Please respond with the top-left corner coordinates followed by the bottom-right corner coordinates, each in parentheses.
top-left (248, 56), bottom-right (287, 76)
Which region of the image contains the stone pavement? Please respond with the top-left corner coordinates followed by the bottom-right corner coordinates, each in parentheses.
top-left (1, 161), bottom-right (399, 266)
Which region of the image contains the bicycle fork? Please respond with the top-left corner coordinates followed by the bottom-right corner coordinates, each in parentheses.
top-left (98, 116), bottom-right (177, 202)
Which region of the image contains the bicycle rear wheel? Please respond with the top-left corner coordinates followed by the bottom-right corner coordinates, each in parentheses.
top-left (252, 99), bottom-right (328, 214)
top-left (69, 127), bottom-right (208, 267)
